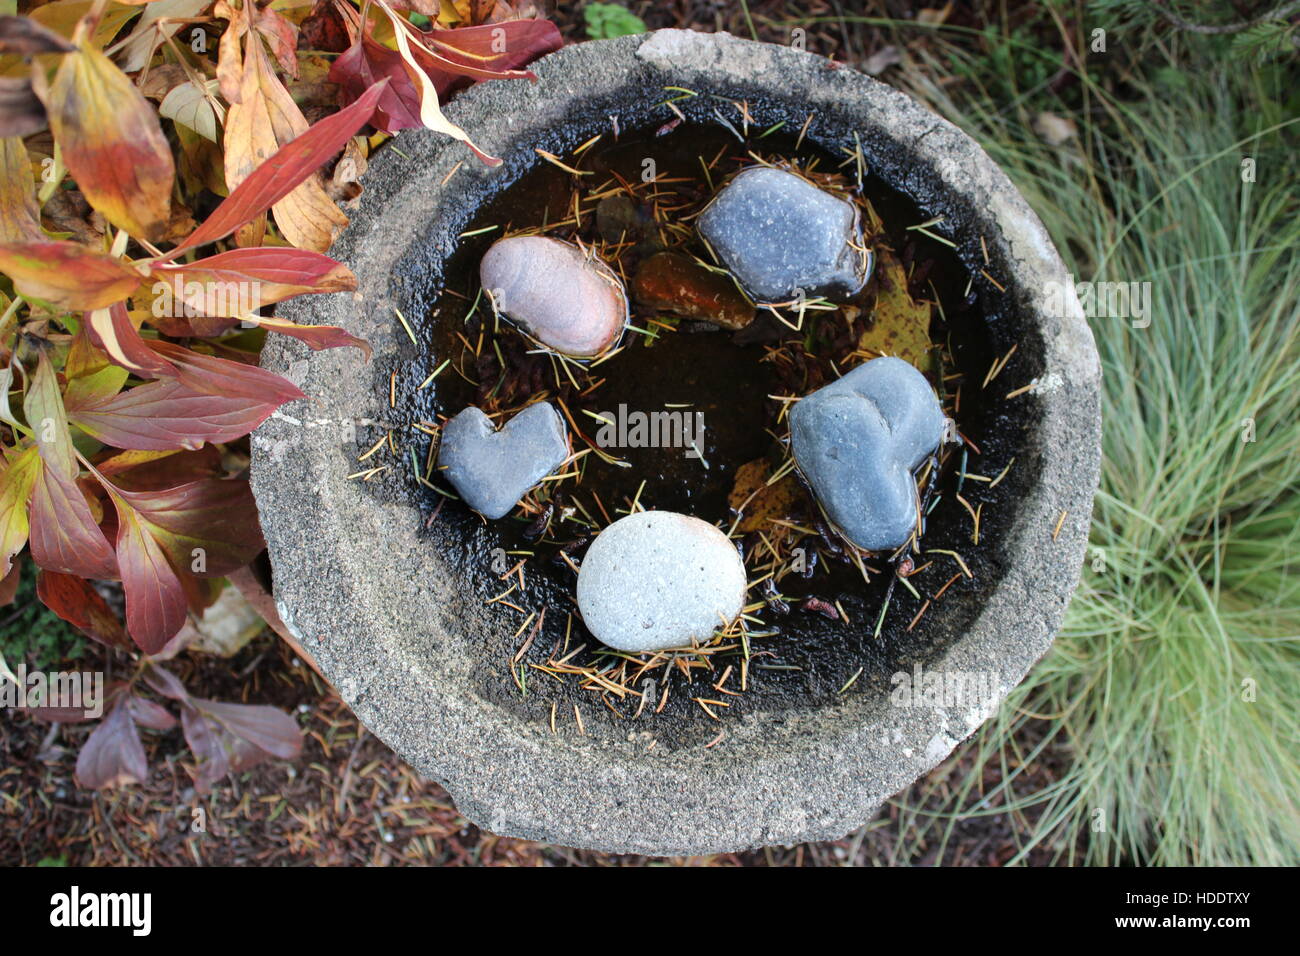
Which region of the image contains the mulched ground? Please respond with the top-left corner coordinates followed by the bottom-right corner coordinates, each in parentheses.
top-left (0, 630), bottom-right (1070, 866)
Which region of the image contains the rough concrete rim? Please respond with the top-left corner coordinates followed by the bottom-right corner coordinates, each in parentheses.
top-left (251, 29), bottom-right (1101, 856)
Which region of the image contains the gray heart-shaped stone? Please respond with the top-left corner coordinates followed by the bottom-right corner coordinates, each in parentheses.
top-left (789, 356), bottom-right (946, 552)
top-left (437, 402), bottom-right (569, 519)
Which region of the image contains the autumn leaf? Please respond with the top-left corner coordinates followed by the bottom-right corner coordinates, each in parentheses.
top-left (85, 302), bottom-right (178, 378)
top-left (149, 340), bottom-right (307, 405)
top-left (171, 78), bottom-right (389, 255)
top-left (0, 444), bottom-right (39, 576)
top-left (222, 1), bottom-right (349, 251)
top-left (75, 697), bottom-right (148, 788)
top-left (181, 696), bottom-right (301, 791)
top-left (727, 457), bottom-right (803, 534)
top-left (370, 1), bottom-right (501, 164)
top-left (0, 136), bottom-right (44, 242)
top-left (240, 313), bottom-right (371, 356)
top-left (109, 497), bottom-right (187, 653)
top-left (300, 0), bottom-right (353, 53)
top-left (67, 376), bottom-right (288, 451)
top-left (84, 304), bottom-right (309, 406)
top-left (36, 569), bottom-right (132, 651)
top-left (40, 38), bottom-right (176, 240)
top-left (858, 245), bottom-right (934, 372)
top-left (329, 32), bottom-right (424, 132)
top-left (0, 241), bottom-right (143, 310)
top-left (150, 246), bottom-right (357, 316)
top-left (23, 352), bottom-right (119, 579)
top-left (108, 478), bottom-right (264, 577)
top-left (420, 17), bottom-right (560, 92)
top-left (98, 473), bottom-right (264, 651)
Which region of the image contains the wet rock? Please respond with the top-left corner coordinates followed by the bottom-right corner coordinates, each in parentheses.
top-left (632, 251), bottom-right (755, 330)
top-left (789, 356), bottom-right (946, 552)
top-left (479, 236), bottom-right (627, 357)
top-left (595, 195), bottom-right (654, 244)
top-left (437, 402), bottom-right (569, 520)
top-left (697, 166), bottom-right (869, 303)
top-left (576, 511), bottom-right (747, 652)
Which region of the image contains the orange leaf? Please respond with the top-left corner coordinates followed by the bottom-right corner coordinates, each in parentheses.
top-left (40, 40), bottom-right (176, 240)
top-left (0, 241), bottom-right (142, 309)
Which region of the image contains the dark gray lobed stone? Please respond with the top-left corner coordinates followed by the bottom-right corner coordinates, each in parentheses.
top-left (790, 356), bottom-right (947, 552)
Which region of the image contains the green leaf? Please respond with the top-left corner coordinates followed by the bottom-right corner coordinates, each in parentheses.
top-left (583, 2), bottom-right (646, 40)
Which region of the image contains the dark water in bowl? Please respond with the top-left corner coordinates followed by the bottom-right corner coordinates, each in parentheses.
top-left (369, 110), bottom-right (1038, 747)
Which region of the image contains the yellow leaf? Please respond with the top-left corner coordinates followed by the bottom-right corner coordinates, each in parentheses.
top-left (857, 245), bottom-right (933, 373)
top-left (42, 42), bottom-right (176, 240)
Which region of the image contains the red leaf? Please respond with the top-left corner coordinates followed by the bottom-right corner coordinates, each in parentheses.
top-left (181, 697), bottom-right (301, 791)
top-left (83, 311), bottom-right (307, 406)
top-left (111, 498), bottom-right (187, 654)
top-left (419, 19), bottom-right (559, 93)
top-left (36, 570), bottom-right (131, 651)
top-left (28, 462), bottom-right (118, 578)
top-left (150, 247), bottom-right (357, 317)
top-left (85, 302), bottom-right (176, 378)
top-left (108, 478), bottom-right (264, 577)
top-left (0, 241), bottom-right (142, 310)
top-left (329, 33), bottom-right (423, 133)
top-left (300, 0), bottom-right (352, 53)
top-left (96, 448), bottom-right (224, 490)
top-left (75, 699), bottom-right (148, 789)
top-left (192, 698), bottom-right (301, 760)
top-left (128, 695), bottom-right (177, 730)
top-left (149, 340), bottom-right (306, 405)
top-left (170, 78), bottom-right (389, 256)
top-left (67, 377), bottom-right (285, 451)
top-left (242, 313), bottom-right (371, 356)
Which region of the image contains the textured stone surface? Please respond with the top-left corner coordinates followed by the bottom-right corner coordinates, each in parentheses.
top-left (577, 512), bottom-right (747, 652)
top-left (437, 402), bottom-right (569, 520)
top-left (790, 357), bottom-right (947, 552)
top-left (697, 166), bottom-right (867, 302)
top-left (479, 236), bottom-right (627, 357)
top-left (252, 29), bottom-right (1102, 856)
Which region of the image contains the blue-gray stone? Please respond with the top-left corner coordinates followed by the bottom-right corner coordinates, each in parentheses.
top-left (789, 356), bottom-right (946, 552)
top-left (438, 402), bottom-right (569, 519)
top-left (697, 166), bottom-right (870, 303)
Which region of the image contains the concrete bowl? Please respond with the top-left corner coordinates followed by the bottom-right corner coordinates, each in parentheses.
top-left (251, 29), bottom-right (1101, 855)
